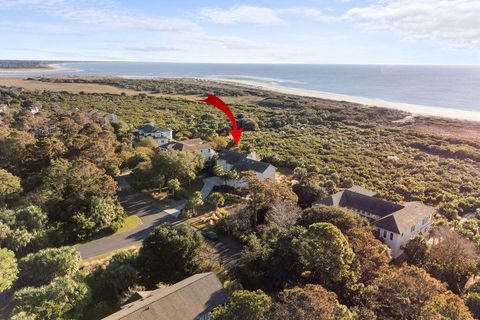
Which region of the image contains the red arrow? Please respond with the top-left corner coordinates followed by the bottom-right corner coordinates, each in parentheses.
top-left (199, 93), bottom-right (243, 144)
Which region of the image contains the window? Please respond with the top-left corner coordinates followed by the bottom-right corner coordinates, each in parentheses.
top-left (422, 217), bottom-right (429, 225)
top-left (383, 230), bottom-right (387, 238)
top-left (390, 233), bottom-right (393, 240)
top-left (411, 225), bottom-right (415, 232)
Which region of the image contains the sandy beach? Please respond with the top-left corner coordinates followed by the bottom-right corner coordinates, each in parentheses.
top-left (0, 63), bottom-right (79, 74)
top-left (206, 77), bottom-right (480, 123)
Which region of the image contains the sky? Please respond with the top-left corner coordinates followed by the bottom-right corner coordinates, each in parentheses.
top-left (0, 0), bottom-right (479, 65)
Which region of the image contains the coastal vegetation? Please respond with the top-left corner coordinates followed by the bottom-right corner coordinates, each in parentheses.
top-left (5, 78), bottom-right (479, 220)
top-left (1, 78), bottom-right (480, 319)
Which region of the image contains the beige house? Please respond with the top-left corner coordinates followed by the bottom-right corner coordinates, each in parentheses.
top-left (159, 138), bottom-right (215, 162)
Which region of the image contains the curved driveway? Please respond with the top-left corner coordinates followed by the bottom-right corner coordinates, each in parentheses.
top-left (78, 175), bottom-right (180, 259)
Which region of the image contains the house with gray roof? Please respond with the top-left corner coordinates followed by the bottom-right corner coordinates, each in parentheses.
top-left (322, 186), bottom-right (434, 258)
top-left (217, 150), bottom-right (276, 187)
top-left (103, 272), bottom-right (228, 320)
top-left (136, 123), bottom-right (173, 146)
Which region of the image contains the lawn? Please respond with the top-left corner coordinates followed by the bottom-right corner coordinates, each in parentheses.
top-left (114, 215), bottom-right (142, 235)
top-left (74, 215), bottom-right (142, 250)
top-left (81, 244), bottom-right (141, 266)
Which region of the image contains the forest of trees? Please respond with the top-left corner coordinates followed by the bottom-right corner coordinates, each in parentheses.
top-left (1, 78), bottom-right (480, 319)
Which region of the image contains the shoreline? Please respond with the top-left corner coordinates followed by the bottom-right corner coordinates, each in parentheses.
top-left (0, 63), bottom-right (79, 74)
top-left (204, 77), bottom-right (480, 123)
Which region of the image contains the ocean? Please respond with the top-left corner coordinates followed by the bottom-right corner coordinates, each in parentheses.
top-left (3, 62), bottom-right (480, 113)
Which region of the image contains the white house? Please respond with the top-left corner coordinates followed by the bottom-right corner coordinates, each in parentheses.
top-left (159, 138), bottom-right (215, 162)
top-left (105, 113), bottom-right (118, 124)
top-left (374, 202), bottom-right (434, 258)
top-left (136, 123), bottom-right (173, 146)
top-left (217, 150), bottom-right (276, 188)
top-left (29, 106), bottom-right (40, 115)
top-left (322, 186), bottom-right (434, 258)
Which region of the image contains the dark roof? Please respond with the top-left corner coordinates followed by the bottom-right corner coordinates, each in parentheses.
top-left (218, 150), bottom-right (274, 174)
top-left (160, 139), bottom-right (212, 151)
top-left (322, 187), bottom-right (435, 234)
top-left (374, 202), bottom-right (435, 234)
top-left (218, 150), bottom-right (245, 164)
top-left (347, 185), bottom-right (377, 197)
top-left (103, 273), bottom-right (228, 320)
top-left (322, 187), bottom-right (402, 217)
top-left (138, 124), bottom-right (172, 133)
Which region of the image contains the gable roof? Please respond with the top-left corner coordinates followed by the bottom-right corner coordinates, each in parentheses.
top-left (322, 186), bottom-right (402, 217)
top-left (160, 139), bottom-right (212, 151)
top-left (374, 201), bottom-right (435, 234)
top-left (103, 273), bottom-right (228, 320)
top-left (218, 150), bottom-right (275, 174)
top-left (322, 187), bottom-right (435, 234)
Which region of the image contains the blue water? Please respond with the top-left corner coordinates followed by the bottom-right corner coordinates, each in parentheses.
top-left (3, 62), bottom-right (480, 112)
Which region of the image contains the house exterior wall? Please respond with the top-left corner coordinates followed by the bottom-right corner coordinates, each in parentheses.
top-left (377, 214), bottom-right (432, 258)
top-left (155, 137), bottom-right (170, 147)
top-left (199, 148), bottom-right (215, 161)
top-left (348, 207), bottom-right (381, 221)
top-left (139, 129), bottom-right (172, 140)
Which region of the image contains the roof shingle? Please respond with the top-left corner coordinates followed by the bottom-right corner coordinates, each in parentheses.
top-left (218, 150), bottom-right (274, 174)
top-left (103, 273), bottom-right (228, 320)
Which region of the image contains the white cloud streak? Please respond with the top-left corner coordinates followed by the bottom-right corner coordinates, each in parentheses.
top-left (345, 0), bottom-right (480, 49)
top-left (198, 5), bottom-right (335, 25)
top-left (0, 0), bottom-right (197, 31)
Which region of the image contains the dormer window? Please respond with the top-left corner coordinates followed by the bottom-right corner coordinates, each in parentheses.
top-left (411, 225), bottom-right (415, 232)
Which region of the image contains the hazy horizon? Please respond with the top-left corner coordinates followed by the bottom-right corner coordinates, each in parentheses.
top-left (4, 60), bottom-right (480, 67)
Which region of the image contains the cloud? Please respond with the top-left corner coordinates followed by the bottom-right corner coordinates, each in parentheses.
top-left (121, 46), bottom-right (181, 53)
top-left (345, 0), bottom-right (480, 49)
top-left (0, 21), bottom-right (74, 33)
top-left (197, 5), bottom-right (335, 25)
top-left (0, 0), bottom-right (197, 32)
top-left (198, 5), bottom-right (283, 25)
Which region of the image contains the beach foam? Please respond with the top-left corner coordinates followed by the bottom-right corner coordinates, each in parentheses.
top-left (206, 77), bottom-right (480, 122)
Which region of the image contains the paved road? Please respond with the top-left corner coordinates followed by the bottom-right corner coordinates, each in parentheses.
top-left (208, 234), bottom-right (242, 269)
top-left (78, 175), bottom-right (180, 259)
top-left (78, 175), bottom-right (242, 268)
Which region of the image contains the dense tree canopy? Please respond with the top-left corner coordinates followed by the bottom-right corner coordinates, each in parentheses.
top-left (363, 265), bottom-right (461, 320)
top-left (138, 224), bottom-right (203, 285)
top-left (211, 290), bottom-right (273, 320)
top-left (404, 235), bottom-right (429, 267)
top-left (345, 227), bottom-right (390, 285)
top-left (300, 223), bottom-right (360, 297)
top-left (0, 247), bottom-right (18, 291)
top-left (17, 246), bottom-right (81, 288)
top-left (300, 204), bottom-right (369, 235)
top-left (0, 168), bottom-right (22, 203)
top-left (13, 275), bottom-right (91, 320)
top-left (3, 78), bottom-right (480, 320)
top-left (419, 292), bottom-right (474, 320)
top-left (274, 284), bottom-right (353, 320)
top-left (427, 226), bottom-right (478, 293)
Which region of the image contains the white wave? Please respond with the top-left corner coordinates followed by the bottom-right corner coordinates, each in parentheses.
top-left (207, 74), bottom-right (305, 85)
